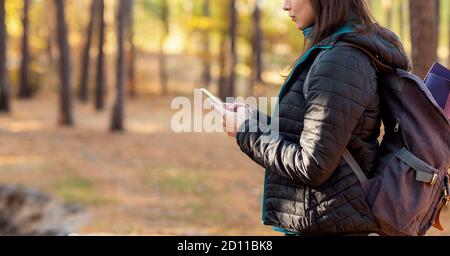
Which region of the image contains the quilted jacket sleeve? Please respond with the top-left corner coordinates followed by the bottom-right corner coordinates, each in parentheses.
top-left (236, 46), bottom-right (377, 187)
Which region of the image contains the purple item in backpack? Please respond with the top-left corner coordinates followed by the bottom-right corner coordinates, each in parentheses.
top-left (424, 62), bottom-right (450, 119)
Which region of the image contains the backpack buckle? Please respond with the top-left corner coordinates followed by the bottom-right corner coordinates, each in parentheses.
top-left (430, 173), bottom-right (439, 186)
top-left (445, 189), bottom-right (450, 206)
top-left (444, 175), bottom-right (450, 206)
top-left (444, 192), bottom-right (450, 206)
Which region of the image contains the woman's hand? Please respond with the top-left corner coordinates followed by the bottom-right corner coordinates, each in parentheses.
top-left (213, 102), bottom-right (252, 138)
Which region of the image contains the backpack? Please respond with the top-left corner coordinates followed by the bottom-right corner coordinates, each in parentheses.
top-left (303, 42), bottom-right (450, 236)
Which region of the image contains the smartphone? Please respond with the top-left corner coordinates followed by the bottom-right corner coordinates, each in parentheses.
top-left (200, 88), bottom-right (224, 107)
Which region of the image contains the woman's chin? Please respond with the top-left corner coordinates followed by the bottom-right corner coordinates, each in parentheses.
top-left (296, 23), bottom-right (307, 30)
top-left (297, 22), bottom-right (314, 31)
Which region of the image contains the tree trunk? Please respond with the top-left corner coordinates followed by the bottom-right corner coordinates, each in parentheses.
top-left (248, 0), bottom-right (263, 97)
top-left (19, 0), bottom-right (32, 99)
top-left (159, 1), bottom-right (169, 95)
top-left (127, 0), bottom-right (136, 98)
top-left (219, 0), bottom-right (236, 100)
top-left (95, 0), bottom-right (106, 111)
top-left (228, 0), bottom-right (237, 98)
top-left (435, 0), bottom-right (440, 56)
top-left (409, 0), bottom-right (438, 79)
top-left (111, 0), bottom-right (131, 132)
top-left (384, 0), bottom-right (393, 29)
top-left (128, 37), bottom-right (136, 97)
top-left (159, 36), bottom-right (168, 95)
top-left (78, 0), bottom-right (97, 102)
top-left (399, 0), bottom-right (405, 40)
top-left (54, 0), bottom-right (74, 126)
top-left (218, 34), bottom-right (228, 100)
top-left (200, 0), bottom-right (212, 88)
top-left (0, 0), bottom-right (10, 112)
top-left (44, 0), bottom-right (55, 66)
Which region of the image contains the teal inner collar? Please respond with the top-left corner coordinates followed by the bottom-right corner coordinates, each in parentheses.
top-left (302, 26), bottom-right (314, 40)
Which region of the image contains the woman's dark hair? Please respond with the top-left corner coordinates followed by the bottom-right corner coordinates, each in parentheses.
top-left (302, 0), bottom-right (410, 68)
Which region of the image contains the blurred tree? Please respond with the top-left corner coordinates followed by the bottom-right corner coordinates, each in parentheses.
top-left (431, 0), bottom-right (441, 61)
top-left (111, 0), bottom-right (132, 131)
top-left (127, 0), bottom-right (136, 98)
top-left (200, 0), bottom-right (212, 89)
top-left (19, 0), bottom-right (32, 99)
top-left (54, 0), bottom-right (74, 126)
top-left (78, 0), bottom-right (98, 103)
top-left (217, 6), bottom-right (228, 100)
top-left (228, 0), bottom-right (237, 97)
top-left (141, 0), bottom-right (170, 95)
top-left (435, 0), bottom-right (440, 51)
top-left (398, 0), bottom-right (405, 40)
top-left (95, 0), bottom-right (106, 111)
top-left (409, 0), bottom-right (438, 78)
top-left (382, 0), bottom-right (393, 29)
top-left (218, 33), bottom-right (228, 100)
top-left (0, 0), bottom-right (10, 112)
top-left (159, 0), bottom-right (169, 95)
top-left (249, 0), bottom-right (263, 96)
top-left (44, 0), bottom-right (55, 66)
top-left (219, 0), bottom-right (237, 100)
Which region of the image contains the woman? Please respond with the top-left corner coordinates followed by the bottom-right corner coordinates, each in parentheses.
top-left (220, 0), bottom-right (411, 235)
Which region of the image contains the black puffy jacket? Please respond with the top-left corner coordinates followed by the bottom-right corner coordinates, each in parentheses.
top-left (236, 26), bottom-right (410, 234)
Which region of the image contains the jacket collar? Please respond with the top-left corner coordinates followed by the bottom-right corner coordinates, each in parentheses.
top-left (302, 26), bottom-right (314, 40)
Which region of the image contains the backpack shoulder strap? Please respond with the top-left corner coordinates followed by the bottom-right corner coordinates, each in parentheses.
top-left (336, 42), bottom-right (393, 73)
top-left (343, 148), bottom-right (369, 191)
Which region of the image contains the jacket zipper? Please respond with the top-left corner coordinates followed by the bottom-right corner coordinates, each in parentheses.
top-left (262, 45), bottom-right (338, 225)
top-left (261, 170), bottom-right (268, 224)
top-left (262, 46), bottom-right (330, 225)
top-left (394, 118), bottom-right (400, 133)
